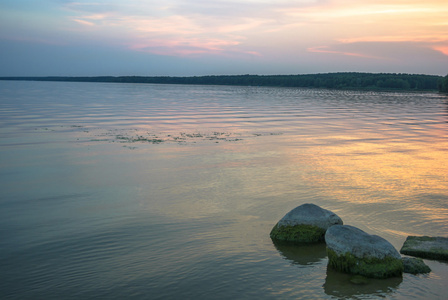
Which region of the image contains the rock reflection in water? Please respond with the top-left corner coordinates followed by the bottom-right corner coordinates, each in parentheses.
top-left (272, 240), bottom-right (327, 266)
top-left (324, 267), bottom-right (403, 299)
top-left (273, 240), bottom-right (404, 298)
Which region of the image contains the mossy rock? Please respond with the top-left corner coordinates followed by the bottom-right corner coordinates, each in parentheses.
top-left (327, 248), bottom-right (404, 279)
top-left (400, 236), bottom-right (448, 261)
top-left (270, 223), bottom-right (327, 243)
top-left (325, 225), bottom-right (403, 279)
top-left (402, 257), bottom-right (431, 274)
top-left (270, 203), bottom-right (343, 243)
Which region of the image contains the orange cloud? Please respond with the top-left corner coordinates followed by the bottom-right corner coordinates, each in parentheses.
top-left (281, 0), bottom-right (448, 45)
top-left (433, 46), bottom-right (448, 56)
top-left (338, 35), bottom-right (448, 44)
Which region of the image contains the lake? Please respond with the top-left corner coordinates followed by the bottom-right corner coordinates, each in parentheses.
top-left (0, 80), bottom-right (447, 299)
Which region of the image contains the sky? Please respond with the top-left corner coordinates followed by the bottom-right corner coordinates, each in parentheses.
top-left (1, 0), bottom-right (447, 76)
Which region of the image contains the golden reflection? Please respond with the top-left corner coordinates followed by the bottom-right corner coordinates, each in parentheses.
top-left (281, 129), bottom-right (448, 240)
top-left (294, 134), bottom-right (448, 199)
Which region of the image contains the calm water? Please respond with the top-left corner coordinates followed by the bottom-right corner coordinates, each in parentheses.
top-left (0, 81), bottom-right (447, 299)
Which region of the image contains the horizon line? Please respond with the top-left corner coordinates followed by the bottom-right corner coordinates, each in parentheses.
top-left (0, 72), bottom-right (445, 78)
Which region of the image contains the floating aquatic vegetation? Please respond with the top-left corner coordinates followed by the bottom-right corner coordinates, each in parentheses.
top-left (34, 125), bottom-right (283, 148)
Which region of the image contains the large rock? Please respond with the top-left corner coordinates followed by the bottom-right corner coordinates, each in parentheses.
top-left (400, 236), bottom-right (448, 260)
top-left (325, 225), bottom-right (403, 279)
top-left (270, 203), bottom-right (343, 243)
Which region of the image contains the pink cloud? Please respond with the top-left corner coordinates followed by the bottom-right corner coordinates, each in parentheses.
top-left (433, 46), bottom-right (448, 56)
top-left (130, 37), bottom-right (261, 57)
top-left (307, 45), bottom-right (384, 59)
top-left (73, 19), bottom-right (95, 26)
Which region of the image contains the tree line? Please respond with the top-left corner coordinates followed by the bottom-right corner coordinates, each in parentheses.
top-left (438, 74), bottom-right (448, 92)
top-left (1, 72), bottom-right (447, 92)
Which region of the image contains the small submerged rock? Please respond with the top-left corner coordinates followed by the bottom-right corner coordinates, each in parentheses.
top-left (270, 203), bottom-right (343, 243)
top-left (402, 257), bottom-right (431, 274)
top-left (325, 225), bottom-right (403, 279)
top-left (400, 236), bottom-right (448, 261)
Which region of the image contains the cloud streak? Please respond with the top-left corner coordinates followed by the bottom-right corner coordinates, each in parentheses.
top-left (307, 46), bottom-right (386, 60)
top-left (1, 0), bottom-right (447, 75)
top-left (62, 0), bottom-right (448, 58)
top-left (63, 1), bottom-right (271, 56)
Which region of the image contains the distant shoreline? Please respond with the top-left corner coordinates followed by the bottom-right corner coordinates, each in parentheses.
top-left (0, 72), bottom-right (445, 92)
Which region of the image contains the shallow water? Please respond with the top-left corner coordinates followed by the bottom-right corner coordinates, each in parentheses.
top-left (0, 81), bottom-right (447, 299)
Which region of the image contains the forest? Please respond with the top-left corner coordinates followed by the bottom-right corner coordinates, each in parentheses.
top-left (438, 74), bottom-right (448, 92)
top-left (1, 72), bottom-right (447, 92)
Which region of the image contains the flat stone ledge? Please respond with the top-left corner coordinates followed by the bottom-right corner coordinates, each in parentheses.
top-left (400, 236), bottom-right (448, 261)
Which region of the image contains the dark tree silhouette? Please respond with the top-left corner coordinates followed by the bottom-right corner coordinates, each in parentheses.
top-left (438, 74), bottom-right (448, 92)
top-left (1, 72), bottom-right (443, 91)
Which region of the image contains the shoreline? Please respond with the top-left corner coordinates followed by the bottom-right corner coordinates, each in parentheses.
top-left (0, 72), bottom-right (443, 92)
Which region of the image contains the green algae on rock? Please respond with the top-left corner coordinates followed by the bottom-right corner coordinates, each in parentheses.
top-left (402, 257), bottom-right (431, 274)
top-left (270, 203), bottom-right (343, 243)
top-left (325, 225), bottom-right (403, 279)
top-left (327, 249), bottom-right (403, 279)
top-left (400, 236), bottom-right (448, 261)
top-left (270, 224), bottom-right (327, 243)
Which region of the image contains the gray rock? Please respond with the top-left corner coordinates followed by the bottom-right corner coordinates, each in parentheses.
top-left (270, 203), bottom-right (343, 243)
top-left (325, 225), bottom-right (401, 259)
top-left (325, 225), bottom-right (403, 279)
top-left (277, 203), bottom-right (343, 229)
top-left (402, 257), bottom-right (431, 274)
top-left (400, 236), bottom-right (448, 261)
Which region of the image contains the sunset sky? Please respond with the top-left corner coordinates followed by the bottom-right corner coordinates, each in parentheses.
top-left (1, 0), bottom-right (447, 76)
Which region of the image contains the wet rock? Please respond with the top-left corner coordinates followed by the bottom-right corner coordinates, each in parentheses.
top-left (270, 203), bottom-right (343, 243)
top-left (402, 257), bottom-right (431, 274)
top-left (400, 236), bottom-right (448, 261)
top-left (325, 225), bottom-right (403, 279)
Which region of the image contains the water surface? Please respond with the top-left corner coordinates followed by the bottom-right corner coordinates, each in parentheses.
top-left (1, 81), bottom-right (447, 299)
